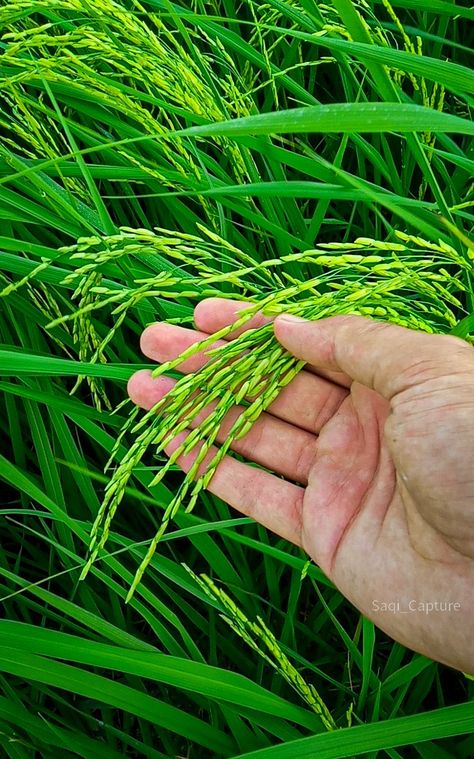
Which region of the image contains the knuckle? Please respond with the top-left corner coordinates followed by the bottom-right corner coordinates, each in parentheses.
top-left (293, 436), bottom-right (316, 483)
top-left (313, 385), bottom-right (345, 430)
top-left (440, 333), bottom-right (474, 356)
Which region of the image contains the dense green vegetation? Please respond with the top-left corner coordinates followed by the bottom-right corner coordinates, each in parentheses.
top-left (0, 0), bottom-right (473, 756)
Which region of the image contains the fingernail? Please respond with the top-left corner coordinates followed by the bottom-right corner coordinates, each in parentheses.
top-left (275, 314), bottom-right (306, 325)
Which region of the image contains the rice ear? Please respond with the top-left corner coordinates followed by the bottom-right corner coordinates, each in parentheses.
top-left (65, 228), bottom-right (470, 591)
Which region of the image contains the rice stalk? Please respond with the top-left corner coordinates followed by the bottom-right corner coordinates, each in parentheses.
top-left (186, 568), bottom-right (337, 731)
top-left (0, 0), bottom-right (254, 194)
top-left (0, 0), bottom-right (259, 403)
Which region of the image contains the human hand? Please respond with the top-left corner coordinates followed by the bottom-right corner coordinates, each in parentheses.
top-left (128, 298), bottom-right (474, 674)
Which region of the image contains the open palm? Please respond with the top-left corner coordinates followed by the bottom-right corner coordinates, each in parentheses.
top-left (128, 298), bottom-right (474, 674)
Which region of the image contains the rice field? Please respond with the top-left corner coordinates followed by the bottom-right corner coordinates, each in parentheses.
top-left (0, 0), bottom-right (473, 756)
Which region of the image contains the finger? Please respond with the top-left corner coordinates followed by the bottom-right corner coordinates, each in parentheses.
top-left (194, 297), bottom-right (272, 338)
top-left (137, 324), bottom-right (347, 433)
top-left (274, 314), bottom-right (474, 402)
top-left (195, 297), bottom-right (351, 387)
top-left (269, 371), bottom-right (347, 432)
top-left (165, 430), bottom-right (304, 546)
top-left (127, 370), bottom-right (317, 484)
top-left (140, 322), bottom-right (226, 372)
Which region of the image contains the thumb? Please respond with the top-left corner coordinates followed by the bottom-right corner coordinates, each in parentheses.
top-left (274, 314), bottom-right (473, 400)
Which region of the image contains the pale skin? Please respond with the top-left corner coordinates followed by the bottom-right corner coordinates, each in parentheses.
top-left (128, 298), bottom-right (474, 675)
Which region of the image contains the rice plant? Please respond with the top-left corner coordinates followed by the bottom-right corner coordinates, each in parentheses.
top-left (0, 0), bottom-right (473, 756)
top-left (63, 226), bottom-right (471, 597)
